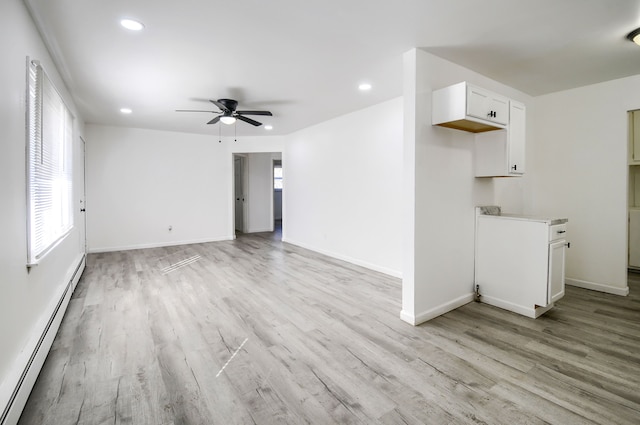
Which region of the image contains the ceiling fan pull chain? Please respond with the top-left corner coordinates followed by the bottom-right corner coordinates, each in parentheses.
top-left (235, 121), bottom-right (237, 142)
top-left (218, 121), bottom-right (222, 143)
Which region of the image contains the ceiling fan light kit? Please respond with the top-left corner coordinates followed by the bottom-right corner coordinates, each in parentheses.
top-left (220, 116), bottom-right (236, 125)
top-left (120, 18), bottom-right (144, 31)
top-left (627, 28), bottom-right (640, 45)
top-left (176, 98), bottom-right (272, 127)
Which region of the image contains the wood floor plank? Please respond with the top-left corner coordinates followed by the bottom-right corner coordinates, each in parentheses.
top-left (18, 231), bottom-right (640, 425)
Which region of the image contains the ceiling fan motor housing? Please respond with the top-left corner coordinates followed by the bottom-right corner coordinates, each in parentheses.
top-left (217, 98), bottom-right (238, 111)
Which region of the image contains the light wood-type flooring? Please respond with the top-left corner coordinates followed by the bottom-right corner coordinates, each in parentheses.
top-left (18, 231), bottom-right (640, 424)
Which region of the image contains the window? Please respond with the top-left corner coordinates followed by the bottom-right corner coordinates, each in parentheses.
top-left (26, 59), bottom-right (74, 265)
top-left (273, 162), bottom-right (282, 190)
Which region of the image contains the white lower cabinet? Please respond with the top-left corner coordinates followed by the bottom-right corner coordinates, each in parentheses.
top-left (475, 212), bottom-right (568, 318)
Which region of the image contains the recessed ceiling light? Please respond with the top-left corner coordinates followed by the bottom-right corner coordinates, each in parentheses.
top-left (120, 108), bottom-right (132, 114)
top-left (627, 28), bottom-right (640, 45)
top-left (358, 83), bottom-right (372, 91)
top-left (120, 19), bottom-right (144, 31)
top-left (264, 125), bottom-right (273, 130)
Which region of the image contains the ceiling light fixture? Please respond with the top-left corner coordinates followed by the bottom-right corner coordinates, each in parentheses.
top-left (120, 108), bottom-right (132, 114)
top-left (264, 125), bottom-right (273, 130)
top-left (120, 19), bottom-right (145, 31)
top-left (220, 116), bottom-right (236, 125)
top-left (627, 28), bottom-right (640, 45)
top-left (359, 83), bottom-right (372, 91)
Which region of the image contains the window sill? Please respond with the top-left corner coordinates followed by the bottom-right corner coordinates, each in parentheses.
top-left (27, 227), bottom-right (73, 269)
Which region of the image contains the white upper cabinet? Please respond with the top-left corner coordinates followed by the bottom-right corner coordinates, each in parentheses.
top-left (432, 82), bottom-right (508, 132)
top-left (432, 81), bottom-right (526, 177)
top-left (629, 110), bottom-right (640, 164)
top-left (475, 101), bottom-right (526, 177)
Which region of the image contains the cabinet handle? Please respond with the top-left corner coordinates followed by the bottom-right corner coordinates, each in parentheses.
top-left (557, 230), bottom-right (566, 234)
top-left (511, 164), bottom-right (517, 171)
top-left (566, 242), bottom-right (571, 248)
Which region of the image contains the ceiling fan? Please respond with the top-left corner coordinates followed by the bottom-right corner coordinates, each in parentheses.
top-left (176, 98), bottom-right (272, 126)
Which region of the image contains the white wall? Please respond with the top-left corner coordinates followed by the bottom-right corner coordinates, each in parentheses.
top-left (529, 76), bottom-right (640, 296)
top-left (401, 49), bottom-right (534, 325)
top-left (86, 125), bottom-right (231, 251)
top-left (85, 125), bottom-right (284, 252)
top-left (284, 97), bottom-right (404, 277)
top-left (0, 1), bottom-right (86, 422)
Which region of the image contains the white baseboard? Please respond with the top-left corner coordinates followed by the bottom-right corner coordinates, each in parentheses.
top-left (480, 294), bottom-right (554, 319)
top-left (565, 278), bottom-right (629, 296)
top-left (400, 309), bottom-right (416, 325)
top-left (401, 293), bottom-right (474, 326)
top-left (1, 254), bottom-right (85, 425)
top-left (88, 236), bottom-right (234, 253)
top-left (282, 237), bottom-right (402, 279)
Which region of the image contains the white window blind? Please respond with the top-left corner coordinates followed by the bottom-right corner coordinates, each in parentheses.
top-left (26, 59), bottom-right (74, 265)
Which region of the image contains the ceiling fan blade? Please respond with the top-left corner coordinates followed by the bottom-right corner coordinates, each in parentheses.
top-left (236, 115), bottom-right (262, 126)
top-left (176, 109), bottom-right (215, 113)
top-left (210, 99), bottom-right (229, 112)
top-left (237, 110), bottom-right (272, 116)
top-left (207, 116), bottom-right (221, 125)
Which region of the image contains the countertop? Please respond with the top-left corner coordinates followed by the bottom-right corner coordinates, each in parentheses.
top-left (476, 206), bottom-right (568, 225)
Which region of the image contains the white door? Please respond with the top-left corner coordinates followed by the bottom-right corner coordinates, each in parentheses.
top-left (79, 136), bottom-right (87, 252)
top-left (548, 241), bottom-right (566, 304)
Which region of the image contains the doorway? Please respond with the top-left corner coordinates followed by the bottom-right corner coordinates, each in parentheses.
top-left (273, 159), bottom-right (283, 235)
top-left (233, 154), bottom-right (247, 235)
top-left (231, 152), bottom-right (282, 239)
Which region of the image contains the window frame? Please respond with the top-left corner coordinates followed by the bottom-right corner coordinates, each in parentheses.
top-left (273, 161), bottom-right (283, 191)
top-left (26, 58), bottom-right (74, 266)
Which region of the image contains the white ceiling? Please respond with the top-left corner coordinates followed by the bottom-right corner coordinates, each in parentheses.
top-left (24, 0), bottom-right (640, 137)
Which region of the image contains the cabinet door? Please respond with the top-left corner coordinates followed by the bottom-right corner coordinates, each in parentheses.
top-left (629, 210), bottom-right (640, 268)
top-left (488, 96), bottom-right (509, 126)
top-left (467, 85), bottom-right (491, 121)
top-left (508, 101), bottom-right (526, 175)
top-left (467, 85), bottom-right (508, 125)
top-left (632, 111), bottom-right (640, 162)
top-left (548, 241), bottom-right (566, 304)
